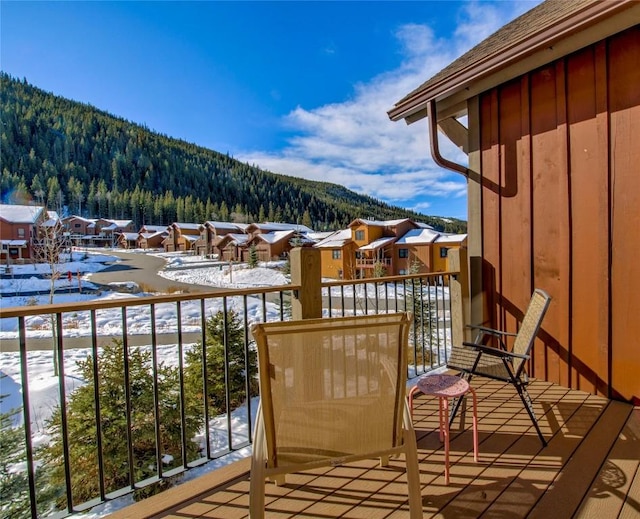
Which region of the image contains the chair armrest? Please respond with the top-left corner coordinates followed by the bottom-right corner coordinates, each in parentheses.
top-left (463, 342), bottom-right (530, 360)
top-left (466, 325), bottom-right (517, 338)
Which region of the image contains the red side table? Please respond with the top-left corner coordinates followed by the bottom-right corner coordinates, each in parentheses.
top-left (408, 374), bottom-right (479, 484)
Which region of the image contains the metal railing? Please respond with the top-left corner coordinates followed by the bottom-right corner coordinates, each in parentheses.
top-left (0, 271), bottom-right (454, 517)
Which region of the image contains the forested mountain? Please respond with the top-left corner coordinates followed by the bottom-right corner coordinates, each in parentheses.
top-left (0, 73), bottom-right (466, 232)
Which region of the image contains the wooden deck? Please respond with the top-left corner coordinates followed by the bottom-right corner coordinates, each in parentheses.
top-left (108, 378), bottom-right (640, 519)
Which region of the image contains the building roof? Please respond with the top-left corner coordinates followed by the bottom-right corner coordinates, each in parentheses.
top-left (252, 230), bottom-right (295, 245)
top-left (314, 229), bottom-right (353, 248)
top-left (140, 225), bottom-right (168, 233)
top-left (140, 231), bottom-right (166, 239)
top-left (0, 204), bottom-right (45, 224)
top-left (63, 215), bottom-right (96, 223)
top-left (247, 222), bottom-right (314, 234)
top-left (219, 233), bottom-right (250, 246)
top-left (358, 236), bottom-right (397, 251)
top-left (395, 228), bottom-right (440, 245)
top-left (120, 232), bottom-right (139, 241)
top-left (435, 233), bottom-right (467, 244)
top-left (388, 0), bottom-right (636, 122)
top-left (172, 222), bottom-right (201, 231)
top-left (0, 239), bottom-right (28, 247)
top-left (203, 221), bottom-right (247, 232)
top-left (349, 218), bottom-right (412, 228)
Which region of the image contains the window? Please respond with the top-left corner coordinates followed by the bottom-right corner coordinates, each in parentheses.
top-left (17, 228), bottom-right (25, 238)
top-left (74, 223), bottom-right (81, 228)
top-left (440, 247), bottom-right (450, 258)
top-left (355, 230), bottom-right (365, 241)
top-left (398, 269), bottom-right (407, 275)
top-left (398, 248), bottom-right (408, 258)
top-left (332, 250), bottom-right (341, 259)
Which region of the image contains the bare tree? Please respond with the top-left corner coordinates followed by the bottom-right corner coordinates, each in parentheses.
top-left (32, 219), bottom-right (71, 375)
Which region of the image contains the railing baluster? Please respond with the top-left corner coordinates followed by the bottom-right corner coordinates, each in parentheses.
top-left (90, 309), bottom-right (106, 500)
top-left (56, 312), bottom-right (74, 512)
top-left (222, 298), bottom-right (233, 450)
top-left (242, 295), bottom-right (253, 444)
top-left (150, 303), bottom-right (163, 478)
top-left (176, 301), bottom-right (188, 468)
top-left (121, 307), bottom-right (135, 491)
top-left (18, 316), bottom-right (37, 519)
top-left (200, 299), bottom-right (211, 459)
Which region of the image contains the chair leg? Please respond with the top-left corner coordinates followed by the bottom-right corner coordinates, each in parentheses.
top-left (403, 403), bottom-right (423, 519)
top-left (514, 382), bottom-right (547, 447)
top-left (249, 405), bottom-right (266, 518)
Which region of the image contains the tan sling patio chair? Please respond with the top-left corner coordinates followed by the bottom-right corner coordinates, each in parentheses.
top-left (249, 312), bottom-right (422, 518)
top-left (447, 289), bottom-right (552, 446)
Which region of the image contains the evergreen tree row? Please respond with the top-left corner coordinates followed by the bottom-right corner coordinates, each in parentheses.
top-left (0, 73), bottom-right (466, 232)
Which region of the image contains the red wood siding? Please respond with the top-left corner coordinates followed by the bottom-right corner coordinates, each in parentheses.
top-left (477, 26), bottom-right (639, 403)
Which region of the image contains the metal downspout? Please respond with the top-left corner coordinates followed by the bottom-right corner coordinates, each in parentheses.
top-left (427, 99), bottom-right (470, 178)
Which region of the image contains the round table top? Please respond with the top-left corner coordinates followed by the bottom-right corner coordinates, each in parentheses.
top-left (416, 374), bottom-right (471, 398)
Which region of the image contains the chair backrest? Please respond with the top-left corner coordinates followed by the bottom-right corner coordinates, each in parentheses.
top-left (251, 312), bottom-right (411, 470)
top-left (511, 289), bottom-right (552, 374)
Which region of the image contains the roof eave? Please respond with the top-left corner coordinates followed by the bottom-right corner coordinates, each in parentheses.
top-left (388, 0), bottom-right (636, 123)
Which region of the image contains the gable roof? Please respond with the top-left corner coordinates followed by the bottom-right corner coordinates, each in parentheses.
top-left (349, 218), bottom-right (412, 228)
top-left (250, 230), bottom-right (296, 245)
top-left (247, 222), bottom-right (314, 234)
top-left (395, 228), bottom-right (440, 245)
top-left (358, 236), bottom-right (397, 251)
top-left (314, 229), bottom-right (353, 249)
top-left (203, 221), bottom-right (247, 232)
top-left (388, 0), bottom-right (637, 122)
top-left (0, 204), bottom-right (45, 224)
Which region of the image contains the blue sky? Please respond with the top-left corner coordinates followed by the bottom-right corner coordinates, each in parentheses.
top-left (1, 1), bottom-right (541, 220)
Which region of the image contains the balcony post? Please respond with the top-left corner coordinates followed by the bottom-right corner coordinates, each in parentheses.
top-left (449, 247), bottom-right (471, 343)
top-left (290, 247), bottom-right (322, 320)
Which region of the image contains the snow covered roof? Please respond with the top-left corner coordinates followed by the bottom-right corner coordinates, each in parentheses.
top-left (349, 218), bottom-right (412, 228)
top-left (64, 215), bottom-right (96, 224)
top-left (140, 231), bottom-right (166, 239)
top-left (395, 228), bottom-right (440, 245)
top-left (358, 236), bottom-right (397, 251)
top-left (140, 225), bottom-right (168, 233)
top-left (253, 230), bottom-right (295, 244)
top-left (305, 231), bottom-right (335, 242)
top-left (120, 232), bottom-right (139, 241)
top-left (173, 222), bottom-right (201, 231)
top-left (0, 239), bottom-right (28, 247)
top-left (220, 233), bottom-right (249, 246)
top-left (314, 229), bottom-right (352, 248)
top-left (435, 233), bottom-right (467, 244)
top-left (0, 204), bottom-right (45, 224)
top-left (204, 221), bottom-right (247, 232)
top-left (248, 222), bottom-right (314, 233)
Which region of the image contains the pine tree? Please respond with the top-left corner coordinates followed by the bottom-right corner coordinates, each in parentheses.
top-left (38, 340), bottom-right (204, 509)
top-left (183, 310), bottom-right (259, 417)
top-left (247, 244), bottom-right (259, 269)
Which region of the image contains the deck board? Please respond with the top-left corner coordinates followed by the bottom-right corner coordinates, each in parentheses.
top-left (106, 379), bottom-right (639, 519)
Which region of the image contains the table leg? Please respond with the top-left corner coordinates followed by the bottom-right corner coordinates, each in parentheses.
top-left (469, 387), bottom-right (479, 462)
top-left (442, 396), bottom-right (450, 484)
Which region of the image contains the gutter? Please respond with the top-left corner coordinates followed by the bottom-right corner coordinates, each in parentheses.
top-left (427, 100), bottom-right (469, 178)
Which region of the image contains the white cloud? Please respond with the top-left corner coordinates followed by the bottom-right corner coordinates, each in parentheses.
top-left (240, 1), bottom-right (539, 217)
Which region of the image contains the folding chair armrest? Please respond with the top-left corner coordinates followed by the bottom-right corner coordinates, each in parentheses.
top-left (464, 342), bottom-right (530, 361)
top-left (466, 325), bottom-right (517, 338)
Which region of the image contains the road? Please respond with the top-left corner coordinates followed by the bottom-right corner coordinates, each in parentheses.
top-left (88, 251), bottom-right (221, 293)
top-left (1, 251), bottom-right (224, 352)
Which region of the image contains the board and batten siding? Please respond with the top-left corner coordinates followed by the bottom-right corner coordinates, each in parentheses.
top-left (476, 25), bottom-right (639, 403)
